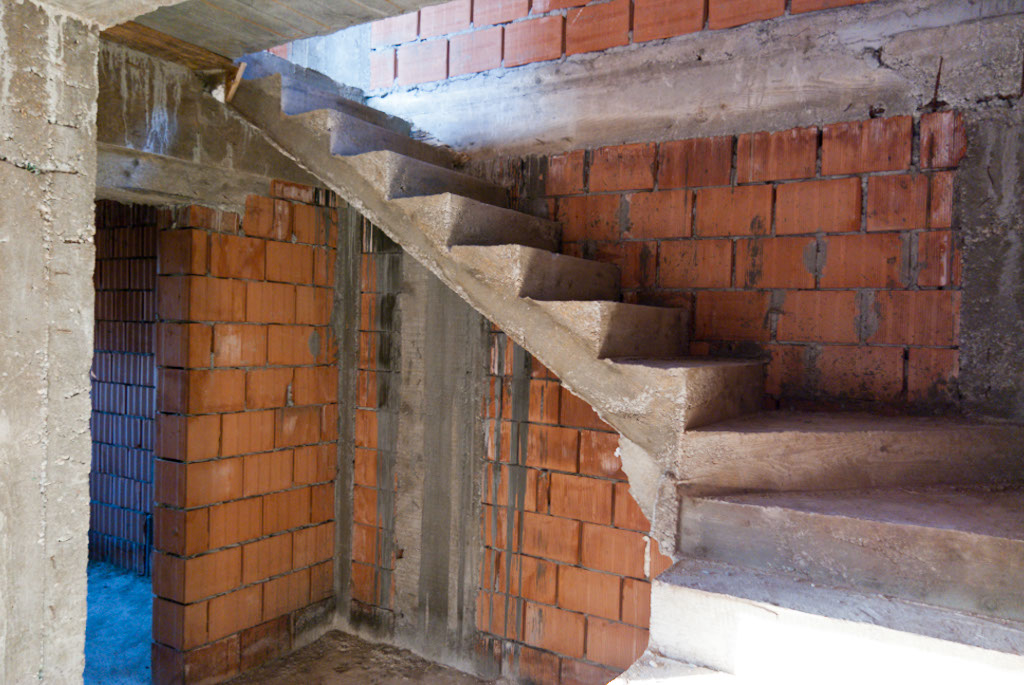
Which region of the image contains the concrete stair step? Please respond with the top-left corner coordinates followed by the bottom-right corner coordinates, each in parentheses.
top-left (241, 51), bottom-right (412, 135)
top-left (652, 558), bottom-right (1024, 679)
top-left (450, 244), bottom-right (619, 301)
top-left (345, 150), bottom-right (508, 207)
top-left (673, 410), bottom-right (1024, 495)
top-left (534, 300), bottom-right (688, 359)
top-left (286, 109), bottom-right (456, 169)
top-left (392, 193), bottom-right (560, 251)
top-left (679, 483), bottom-right (1024, 623)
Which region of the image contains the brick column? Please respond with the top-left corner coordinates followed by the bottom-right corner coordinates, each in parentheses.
top-left (151, 185), bottom-right (339, 684)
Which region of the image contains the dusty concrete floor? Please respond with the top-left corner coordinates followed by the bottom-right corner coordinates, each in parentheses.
top-left (227, 630), bottom-right (503, 685)
top-left (84, 561), bottom-right (152, 684)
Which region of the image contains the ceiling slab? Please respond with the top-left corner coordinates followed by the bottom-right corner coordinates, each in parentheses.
top-left (44, 0), bottom-right (186, 27)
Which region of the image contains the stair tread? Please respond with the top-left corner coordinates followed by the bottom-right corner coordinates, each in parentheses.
top-left (711, 483), bottom-right (1024, 541)
top-left (656, 558), bottom-right (1024, 658)
top-left (346, 150), bottom-right (508, 206)
top-left (394, 194), bottom-right (560, 251)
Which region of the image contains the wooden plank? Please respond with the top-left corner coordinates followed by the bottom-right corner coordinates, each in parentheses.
top-left (100, 21), bottom-right (234, 72)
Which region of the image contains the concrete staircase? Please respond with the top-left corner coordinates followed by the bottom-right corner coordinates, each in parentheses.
top-left (229, 63), bottom-right (1024, 680)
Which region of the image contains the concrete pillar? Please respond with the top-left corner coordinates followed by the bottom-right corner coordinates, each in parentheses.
top-left (0, 0), bottom-right (99, 681)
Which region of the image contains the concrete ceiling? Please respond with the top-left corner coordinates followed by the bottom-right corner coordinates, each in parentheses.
top-left (45, 0), bottom-right (185, 27)
top-left (130, 0), bottom-right (444, 59)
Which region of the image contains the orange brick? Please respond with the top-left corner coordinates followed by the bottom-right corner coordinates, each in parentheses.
top-left (190, 369), bottom-right (247, 413)
top-left (246, 368), bottom-right (293, 409)
top-left (184, 458), bottom-right (244, 507)
top-left (482, 505), bottom-right (521, 550)
top-left (585, 617), bottom-right (648, 670)
top-left (239, 615), bottom-right (291, 672)
top-left (528, 379), bottom-right (561, 424)
top-left (371, 12), bottom-right (419, 48)
top-left (736, 236), bottom-right (816, 288)
top-left (579, 431), bottom-right (625, 480)
top-left (526, 424), bottom-right (579, 471)
top-left (477, 591), bottom-right (522, 639)
top-left (157, 323), bottom-right (212, 369)
top-left (154, 505), bottom-right (208, 557)
top-left (450, 26), bottom-right (502, 76)
top-left (310, 561), bottom-right (333, 602)
top-left (242, 450), bottom-right (293, 496)
top-left (262, 488), bottom-right (311, 535)
top-left (266, 242), bottom-right (314, 284)
top-left (920, 111), bottom-right (966, 169)
top-left (917, 229), bottom-right (952, 288)
top-left (420, 0), bottom-right (470, 37)
top-left (523, 602), bottom-right (585, 658)
top-left (866, 174), bottom-right (928, 231)
top-left (158, 229), bottom-right (208, 275)
top-left (290, 203), bottom-right (317, 244)
top-left (370, 49), bottom-right (395, 90)
top-left (695, 185), bottom-right (773, 237)
top-left (262, 568), bottom-right (311, 620)
top-left (356, 370), bottom-right (378, 409)
top-left (155, 413), bottom-right (220, 461)
top-left (566, 0), bottom-right (629, 56)
top-left (351, 561), bottom-right (378, 604)
top-left (581, 524), bottom-right (647, 578)
top-left (154, 547), bottom-right (242, 604)
top-left (659, 239), bottom-right (733, 288)
top-left (620, 578), bottom-right (651, 626)
top-left (275, 406), bottom-right (321, 448)
top-left (354, 448), bottom-right (377, 487)
top-left (613, 483), bottom-right (649, 531)
top-left (590, 142), bottom-right (656, 193)
top-left (153, 597), bottom-right (208, 650)
top-left (561, 659), bottom-right (618, 685)
top-left (546, 150), bottom-right (585, 196)
top-left (558, 566), bottom-right (620, 620)
top-left (520, 555), bottom-right (559, 603)
top-left (351, 523), bottom-right (376, 565)
top-left (819, 233), bottom-right (903, 288)
top-left (245, 281), bottom-right (296, 324)
top-left (634, 0), bottom-right (704, 42)
top-left (158, 276), bottom-right (247, 322)
top-left (776, 290), bottom-right (858, 343)
top-left (869, 290), bottom-right (957, 346)
top-left (355, 409), bottom-right (378, 449)
top-left (296, 286), bottom-right (331, 326)
top-left (313, 248), bottom-right (334, 288)
top-left (207, 584), bottom-right (262, 643)
top-left (658, 136), bottom-right (732, 189)
top-left (821, 116), bottom-right (912, 175)
top-left (736, 127), bottom-right (818, 183)
top-left (776, 177), bottom-right (862, 235)
top-left (765, 344), bottom-right (808, 397)
top-left (556, 195), bottom-right (621, 243)
top-left (522, 511), bottom-right (581, 563)
top-left (694, 291), bottom-right (771, 341)
top-left (549, 473), bottom-right (613, 524)
top-left (221, 411), bottom-right (276, 458)
top-left (559, 389), bottom-right (611, 431)
top-left (397, 38), bottom-right (449, 86)
top-left (518, 646), bottom-right (561, 684)
top-left (267, 325), bottom-right (319, 365)
top-left (792, 0), bottom-right (873, 11)
top-left (929, 172), bottom-right (954, 229)
top-left (627, 190), bottom-right (692, 239)
top-left (504, 15), bottom-right (563, 68)
top-left (310, 482), bottom-right (333, 522)
top-left (212, 324), bottom-right (267, 367)
top-left (209, 497), bottom-right (263, 549)
top-left (293, 444), bottom-right (334, 484)
top-left (210, 234), bottom-right (265, 280)
top-left (293, 366), bottom-right (338, 406)
top-left (474, 0), bottom-right (529, 25)
top-left (908, 348), bottom-right (958, 402)
top-left (816, 345), bottom-right (904, 400)
top-left (354, 486), bottom-right (378, 526)
top-left (533, 0), bottom-right (585, 10)
top-left (244, 195), bottom-right (281, 240)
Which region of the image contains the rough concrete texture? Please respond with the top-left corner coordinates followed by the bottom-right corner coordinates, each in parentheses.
top-left (367, 1), bottom-right (1024, 157)
top-left (95, 42), bottom-right (319, 210)
top-left (390, 257), bottom-right (491, 674)
top-left (226, 630), bottom-right (502, 685)
top-left (653, 559), bottom-right (1024, 677)
top-left (610, 650), bottom-right (726, 684)
top-left (288, 24), bottom-right (372, 94)
top-left (0, 1), bottom-right (98, 682)
top-left (45, 0), bottom-right (182, 27)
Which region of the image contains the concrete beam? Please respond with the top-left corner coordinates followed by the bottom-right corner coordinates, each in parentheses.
top-left (41, 0), bottom-right (186, 28)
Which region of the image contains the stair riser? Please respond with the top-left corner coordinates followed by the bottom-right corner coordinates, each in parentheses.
top-left (678, 498), bottom-right (1024, 622)
top-left (328, 117), bottom-right (455, 168)
top-left (650, 579), bottom-right (1024, 680)
top-left (349, 153), bottom-right (508, 208)
top-left (451, 245), bottom-right (619, 301)
top-left (282, 85), bottom-right (412, 135)
top-left (536, 301), bottom-right (689, 359)
top-left (394, 195), bottom-right (560, 252)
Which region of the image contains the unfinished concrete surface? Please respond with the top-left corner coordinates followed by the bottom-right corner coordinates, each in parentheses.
top-left (0, 0), bottom-right (98, 681)
top-left (226, 630), bottom-right (501, 684)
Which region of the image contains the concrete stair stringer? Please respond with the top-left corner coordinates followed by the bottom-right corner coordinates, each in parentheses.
top-left (229, 75), bottom-right (765, 542)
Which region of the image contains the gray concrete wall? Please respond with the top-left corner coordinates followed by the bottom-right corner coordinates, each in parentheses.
top-left (96, 41), bottom-right (319, 211)
top-left (288, 24), bottom-right (371, 94)
top-left (0, 0), bottom-right (99, 682)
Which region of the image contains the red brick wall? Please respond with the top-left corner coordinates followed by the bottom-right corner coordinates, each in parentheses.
top-left (90, 201), bottom-right (159, 575)
top-left (542, 112), bottom-right (965, 408)
top-left (477, 333), bottom-right (672, 684)
top-left (368, 0), bottom-right (876, 89)
top-left (150, 183), bottom-right (339, 684)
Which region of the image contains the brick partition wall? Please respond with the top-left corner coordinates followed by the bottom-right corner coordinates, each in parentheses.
top-left (541, 111), bottom-right (966, 408)
top-left (477, 333), bottom-right (673, 684)
top-left (90, 201), bottom-right (159, 575)
top-left (364, 0), bottom-right (878, 90)
top-left (150, 183), bottom-right (340, 684)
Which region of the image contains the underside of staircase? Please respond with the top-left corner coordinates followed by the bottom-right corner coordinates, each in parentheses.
top-left (230, 63), bottom-right (1024, 680)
